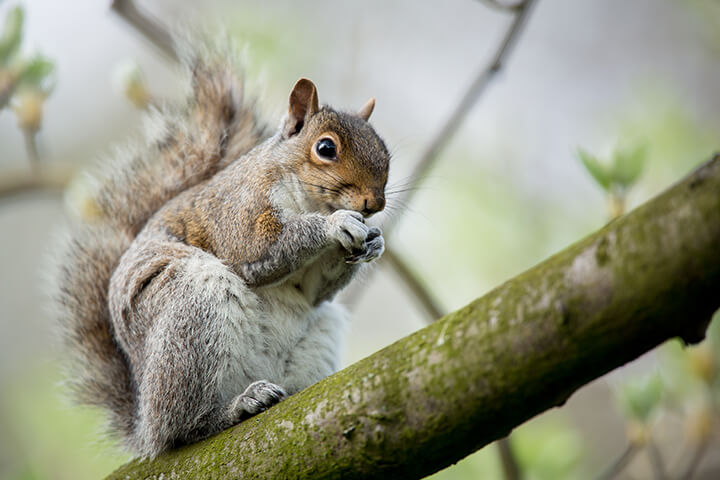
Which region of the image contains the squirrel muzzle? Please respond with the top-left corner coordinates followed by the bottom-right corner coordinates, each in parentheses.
top-left (361, 194), bottom-right (386, 217)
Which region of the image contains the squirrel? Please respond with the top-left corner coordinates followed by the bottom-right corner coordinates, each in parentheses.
top-left (52, 42), bottom-right (390, 458)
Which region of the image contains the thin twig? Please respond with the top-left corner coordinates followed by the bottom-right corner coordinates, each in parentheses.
top-left (647, 439), bottom-right (666, 480)
top-left (594, 444), bottom-right (638, 480)
top-left (22, 128), bottom-right (40, 171)
top-left (678, 438), bottom-right (710, 480)
top-left (476, 0), bottom-right (525, 12)
top-left (383, 0), bottom-right (537, 236)
top-left (382, 247), bottom-right (444, 321)
top-left (497, 436), bottom-right (522, 480)
top-left (110, 0), bottom-right (178, 60)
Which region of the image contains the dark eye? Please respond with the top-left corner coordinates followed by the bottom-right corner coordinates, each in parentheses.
top-left (315, 137), bottom-right (337, 160)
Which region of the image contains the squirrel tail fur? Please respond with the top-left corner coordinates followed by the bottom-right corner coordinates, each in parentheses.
top-left (53, 41), bottom-right (270, 446)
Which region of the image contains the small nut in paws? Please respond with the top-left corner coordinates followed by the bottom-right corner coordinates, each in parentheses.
top-left (327, 209), bottom-right (369, 251)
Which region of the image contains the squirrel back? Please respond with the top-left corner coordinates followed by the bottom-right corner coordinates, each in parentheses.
top-left (53, 42), bottom-right (269, 443)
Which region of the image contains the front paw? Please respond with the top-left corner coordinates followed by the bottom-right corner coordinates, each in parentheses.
top-left (228, 380), bottom-right (287, 421)
top-left (346, 226), bottom-right (384, 264)
top-left (327, 209), bottom-right (369, 251)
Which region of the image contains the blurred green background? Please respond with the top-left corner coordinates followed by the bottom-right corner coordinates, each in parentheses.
top-left (1, 0), bottom-right (719, 478)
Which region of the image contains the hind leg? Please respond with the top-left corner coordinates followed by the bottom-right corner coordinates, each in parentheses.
top-left (111, 243), bottom-right (286, 457)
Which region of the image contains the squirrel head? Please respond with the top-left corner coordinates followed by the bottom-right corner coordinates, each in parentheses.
top-left (279, 78), bottom-right (390, 218)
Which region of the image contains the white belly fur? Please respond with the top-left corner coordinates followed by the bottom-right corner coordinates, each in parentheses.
top-left (216, 275), bottom-right (348, 404)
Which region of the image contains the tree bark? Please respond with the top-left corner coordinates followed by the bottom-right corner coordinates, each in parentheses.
top-left (107, 154), bottom-right (720, 480)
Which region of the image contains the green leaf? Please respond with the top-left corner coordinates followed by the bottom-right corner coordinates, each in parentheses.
top-left (615, 373), bottom-right (663, 422)
top-left (511, 417), bottom-right (585, 480)
top-left (578, 148), bottom-right (612, 191)
top-left (612, 143), bottom-right (647, 189)
top-left (16, 55), bottom-right (55, 92)
top-left (0, 6), bottom-right (24, 66)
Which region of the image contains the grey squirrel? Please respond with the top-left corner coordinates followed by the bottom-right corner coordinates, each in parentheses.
top-left (53, 42), bottom-right (390, 458)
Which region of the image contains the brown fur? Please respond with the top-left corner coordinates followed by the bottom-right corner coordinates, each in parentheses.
top-left (254, 208), bottom-right (283, 245)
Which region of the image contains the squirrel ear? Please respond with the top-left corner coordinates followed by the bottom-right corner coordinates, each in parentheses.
top-left (283, 78), bottom-right (319, 138)
top-left (357, 97), bottom-right (375, 121)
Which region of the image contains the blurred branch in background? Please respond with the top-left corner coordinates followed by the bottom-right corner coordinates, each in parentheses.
top-left (110, 0), bottom-right (177, 60)
top-left (679, 438), bottom-right (711, 480)
top-left (476, 0), bottom-right (526, 13)
top-left (0, 5), bottom-right (59, 197)
top-left (497, 437), bottom-right (522, 480)
top-left (383, 0), bottom-right (536, 236)
top-left (647, 439), bottom-right (668, 480)
top-left (595, 444), bottom-right (638, 480)
top-left (384, 248), bottom-right (444, 322)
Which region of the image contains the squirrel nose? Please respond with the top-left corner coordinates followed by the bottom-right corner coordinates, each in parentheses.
top-left (361, 195), bottom-right (386, 217)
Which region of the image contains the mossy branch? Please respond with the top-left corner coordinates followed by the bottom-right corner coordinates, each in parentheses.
top-left (108, 154), bottom-right (720, 479)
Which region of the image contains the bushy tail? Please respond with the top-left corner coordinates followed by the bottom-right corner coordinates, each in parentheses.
top-left (52, 41), bottom-right (269, 444)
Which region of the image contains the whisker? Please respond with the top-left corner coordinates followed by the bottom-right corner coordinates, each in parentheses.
top-left (303, 173), bottom-right (347, 193)
top-left (385, 186), bottom-right (425, 196)
top-left (385, 176), bottom-right (426, 193)
top-left (308, 168), bottom-right (351, 188)
top-left (296, 180), bottom-right (342, 194)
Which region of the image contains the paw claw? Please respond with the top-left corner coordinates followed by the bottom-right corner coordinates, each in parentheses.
top-left (345, 230), bottom-right (384, 264)
top-left (327, 211), bottom-right (385, 263)
top-left (230, 380), bottom-right (287, 420)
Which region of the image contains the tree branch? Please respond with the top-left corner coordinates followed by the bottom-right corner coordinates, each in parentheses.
top-left (107, 155), bottom-right (720, 479)
top-left (383, 249), bottom-right (524, 479)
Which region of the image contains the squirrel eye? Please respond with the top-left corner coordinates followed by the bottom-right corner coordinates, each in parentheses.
top-left (315, 137), bottom-right (337, 160)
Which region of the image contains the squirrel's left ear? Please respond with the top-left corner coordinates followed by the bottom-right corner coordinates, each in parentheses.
top-left (357, 97), bottom-right (375, 121)
top-left (283, 78), bottom-right (319, 138)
